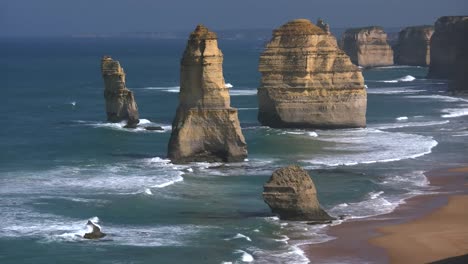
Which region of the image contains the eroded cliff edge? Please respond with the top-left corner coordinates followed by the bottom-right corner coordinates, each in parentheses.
top-left (258, 19), bottom-right (367, 129)
top-left (101, 56), bottom-right (140, 128)
top-left (341, 26), bottom-right (394, 68)
top-left (395, 25), bottom-right (434, 66)
top-left (167, 25), bottom-right (247, 163)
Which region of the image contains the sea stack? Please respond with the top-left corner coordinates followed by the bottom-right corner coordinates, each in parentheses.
top-left (395, 26), bottom-right (434, 66)
top-left (340, 26), bottom-right (394, 67)
top-left (263, 165), bottom-right (334, 222)
top-left (428, 16), bottom-right (468, 94)
top-left (167, 25), bottom-right (247, 163)
top-left (101, 56), bottom-right (139, 128)
top-left (83, 220), bottom-right (106, 239)
top-left (258, 19), bottom-right (367, 129)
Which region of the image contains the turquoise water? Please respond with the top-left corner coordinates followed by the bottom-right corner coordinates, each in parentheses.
top-left (1, 38), bottom-right (467, 264)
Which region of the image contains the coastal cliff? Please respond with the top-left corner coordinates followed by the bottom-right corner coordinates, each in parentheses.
top-left (258, 19), bottom-right (367, 128)
top-left (101, 56), bottom-right (139, 128)
top-left (341, 26), bottom-right (394, 67)
top-left (395, 26), bottom-right (434, 66)
top-left (167, 25), bottom-right (247, 163)
top-left (263, 165), bottom-right (334, 222)
top-left (427, 16), bottom-right (468, 95)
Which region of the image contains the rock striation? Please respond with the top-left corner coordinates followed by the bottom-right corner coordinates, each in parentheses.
top-left (340, 26), bottom-right (394, 67)
top-left (428, 16), bottom-right (468, 94)
top-left (395, 25), bottom-right (434, 66)
top-left (101, 56), bottom-right (139, 128)
top-left (167, 25), bottom-right (247, 163)
top-left (258, 19), bottom-right (367, 129)
top-left (83, 220), bottom-right (106, 239)
top-left (263, 165), bottom-right (334, 222)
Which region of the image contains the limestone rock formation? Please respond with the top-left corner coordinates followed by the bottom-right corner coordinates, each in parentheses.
top-left (341, 26), bottom-right (394, 67)
top-left (167, 25), bottom-right (247, 163)
top-left (83, 220), bottom-right (106, 239)
top-left (258, 19), bottom-right (367, 129)
top-left (395, 26), bottom-right (434, 66)
top-left (263, 165), bottom-right (334, 222)
top-left (316, 18), bottom-right (330, 35)
top-left (428, 16), bottom-right (468, 94)
top-left (101, 56), bottom-right (139, 128)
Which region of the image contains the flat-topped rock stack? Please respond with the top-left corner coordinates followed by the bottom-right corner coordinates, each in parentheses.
top-left (101, 56), bottom-right (139, 128)
top-left (340, 26), bottom-right (394, 67)
top-left (167, 25), bottom-right (247, 163)
top-left (427, 16), bottom-right (468, 95)
top-left (395, 25), bottom-right (434, 66)
top-left (257, 19), bottom-right (367, 129)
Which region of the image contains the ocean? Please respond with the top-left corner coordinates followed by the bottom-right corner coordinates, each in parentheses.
top-left (1, 37), bottom-right (467, 264)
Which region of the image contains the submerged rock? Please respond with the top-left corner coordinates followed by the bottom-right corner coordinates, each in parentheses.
top-left (167, 25), bottom-right (247, 163)
top-left (258, 19), bottom-right (367, 129)
top-left (395, 25), bottom-right (434, 66)
top-left (101, 56), bottom-right (139, 128)
top-left (340, 26), bottom-right (394, 67)
top-left (83, 220), bottom-right (106, 239)
top-left (427, 16), bottom-right (468, 95)
top-left (263, 165), bottom-right (334, 222)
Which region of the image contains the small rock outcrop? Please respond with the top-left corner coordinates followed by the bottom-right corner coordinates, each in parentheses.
top-left (340, 26), bottom-right (394, 67)
top-left (316, 18), bottom-right (331, 35)
top-left (101, 56), bottom-right (139, 128)
top-left (395, 25), bottom-right (434, 66)
top-left (428, 16), bottom-right (468, 95)
top-left (258, 19), bottom-right (367, 129)
top-left (263, 165), bottom-right (334, 222)
top-left (167, 25), bottom-right (247, 163)
top-left (83, 220), bottom-right (106, 239)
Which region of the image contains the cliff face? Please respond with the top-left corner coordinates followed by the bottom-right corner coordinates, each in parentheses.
top-left (263, 165), bottom-right (334, 222)
top-left (341, 26), bottom-right (394, 67)
top-left (258, 19), bottom-right (367, 129)
top-left (428, 16), bottom-right (468, 92)
top-left (101, 56), bottom-right (139, 128)
top-left (395, 26), bottom-right (434, 66)
top-left (452, 19), bottom-right (468, 95)
top-left (167, 25), bottom-right (247, 163)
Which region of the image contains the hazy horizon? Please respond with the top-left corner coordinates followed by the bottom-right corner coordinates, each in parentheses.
top-left (2, 0), bottom-right (468, 37)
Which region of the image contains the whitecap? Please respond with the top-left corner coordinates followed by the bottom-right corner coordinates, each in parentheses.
top-left (371, 120), bottom-right (449, 130)
top-left (302, 128), bottom-right (438, 167)
top-left (441, 108), bottom-right (468, 118)
top-left (225, 83), bottom-right (233, 88)
top-left (234, 250), bottom-right (254, 262)
top-left (378, 75), bottom-right (416, 83)
top-left (225, 233), bottom-right (252, 242)
top-left (229, 89), bottom-right (257, 96)
top-left (366, 87), bottom-right (425, 95)
top-left (405, 95), bottom-right (468, 103)
top-left (396, 116), bottom-right (408, 121)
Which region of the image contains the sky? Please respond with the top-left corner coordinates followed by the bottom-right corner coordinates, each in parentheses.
top-left (1, 0), bottom-right (468, 36)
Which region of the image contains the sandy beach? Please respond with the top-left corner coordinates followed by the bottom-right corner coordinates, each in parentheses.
top-left (305, 167), bottom-right (468, 263)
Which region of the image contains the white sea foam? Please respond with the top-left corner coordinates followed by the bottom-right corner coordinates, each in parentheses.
top-left (234, 250), bottom-right (254, 262)
top-left (141, 86), bottom-right (180, 93)
top-left (396, 116), bottom-right (408, 121)
top-left (225, 83), bottom-right (234, 88)
top-left (379, 75), bottom-right (416, 83)
top-left (225, 233), bottom-right (252, 242)
top-left (302, 128), bottom-right (438, 167)
top-left (441, 108), bottom-right (468, 118)
top-left (229, 89), bottom-right (257, 96)
top-left (75, 119), bottom-right (171, 133)
top-left (237, 107), bottom-right (258, 111)
top-left (371, 120), bottom-right (449, 130)
top-left (405, 95), bottom-right (468, 103)
top-left (366, 87), bottom-right (425, 95)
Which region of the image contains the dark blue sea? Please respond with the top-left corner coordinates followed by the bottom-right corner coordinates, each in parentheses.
top-left (1, 37), bottom-right (467, 263)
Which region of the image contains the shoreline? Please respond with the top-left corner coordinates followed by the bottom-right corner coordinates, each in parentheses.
top-left (303, 166), bottom-right (468, 263)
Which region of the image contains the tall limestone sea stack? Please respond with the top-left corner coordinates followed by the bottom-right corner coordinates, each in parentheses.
top-left (258, 19), bottom-right (367, 128)
top-left (341, 26), bottom-right (394, 67)
top-left (395, 26), bottom-right (434, 66)
top-left (101, 56), bottom-right (139, 128)
top-left (427, 16), bottom-right (468, 94)
top-left (167, 25), bottom-right (247, 163)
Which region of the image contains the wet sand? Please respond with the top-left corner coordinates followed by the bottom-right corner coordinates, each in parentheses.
top-left (304, 167), bottom-right (468, 263)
